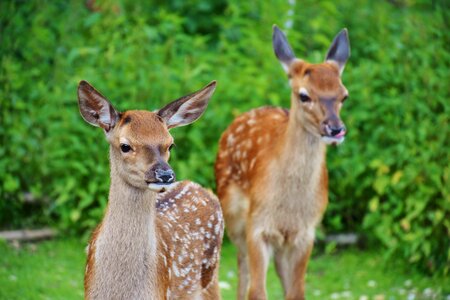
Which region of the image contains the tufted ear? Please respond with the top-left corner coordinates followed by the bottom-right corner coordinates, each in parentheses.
top-left (272, 25), bottom-right (296, 73)
top-left (325, 29), bottom-right (351, 75)
top-left (157, 81), bottom-right (217, 129)
top-left (77, 80), bottom-right (119, 132)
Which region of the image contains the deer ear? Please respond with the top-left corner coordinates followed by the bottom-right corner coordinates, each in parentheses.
top-left (325, 29), bottom-right (350, 74)
top-left (77, 80), bottom-right (119, 132)
top-left (273, 25), bottom-right (296, 73)
top-left (157, 81), bottom-right (217, 129)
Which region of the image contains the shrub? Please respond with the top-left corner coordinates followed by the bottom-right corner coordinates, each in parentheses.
top-left (0, 0), bottom-right (448, 274)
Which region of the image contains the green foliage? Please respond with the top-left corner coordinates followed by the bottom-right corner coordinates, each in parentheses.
top-left (1, 0), bottom-right (448, 274)
top-left (320, 1), bottom-right (450, 275)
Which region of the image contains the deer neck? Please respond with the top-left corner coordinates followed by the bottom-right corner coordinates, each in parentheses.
top-left (105, 176), bottom-right (157, 227)
top-left (91, 155), bottom-right (160, 298)
top-left (105, 158), bottom-right (158, 236)
top-left (276, 98), bottom-right (326, 183)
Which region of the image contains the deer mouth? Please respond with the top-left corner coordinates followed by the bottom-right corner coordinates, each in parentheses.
top-left (321, 131), bottom-right (346, 145)
top-left (147, 182), bottom-right (176, 193)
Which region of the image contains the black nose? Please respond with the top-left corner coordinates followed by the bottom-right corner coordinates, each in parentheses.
top-left (330, 126), bottom-right (346, 137)
top-left (155, 169), bottom-right (175, 184)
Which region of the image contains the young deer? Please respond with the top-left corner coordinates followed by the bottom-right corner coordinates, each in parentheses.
top-left (78, 80), bottom-right (224, 300)
top-left (215, 26), bottom-right (350, 300)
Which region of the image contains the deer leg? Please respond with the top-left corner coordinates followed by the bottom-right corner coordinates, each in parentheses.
top-left (274, 249), bottom-right (289, 295)
top-left (246, 233), bottom-right (270, 300)
top-left (237, 249), bottom-right (250, 300)
top-left (202, 272), bottom-right (221, 300)
top-left (284, 241), bottom-right (314, 300)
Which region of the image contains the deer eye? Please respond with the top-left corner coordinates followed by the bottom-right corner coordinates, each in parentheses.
top-left (299, 93), bottom-right (311, 103)
top-left (120, 144), bottom-right (132, 153)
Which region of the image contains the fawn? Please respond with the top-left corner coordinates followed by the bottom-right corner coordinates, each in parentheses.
top-left (215, 26), bottom-right (350, 300)
top-left (78, 80), bottom-right (224, 299)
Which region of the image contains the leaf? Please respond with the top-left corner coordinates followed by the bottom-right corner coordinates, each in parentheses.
top-left (4, 175), bottom-right (19, 193)
top-left (70, 210), bottom-right (81, 222)
top-left (400, 219), bottom-right (410, 232)
top-left (369, 197), bottom-right (379, 212)
top-left (391, 170), bottom-right (403, 185)
top-left (373, 176), bottom-right (390, 195)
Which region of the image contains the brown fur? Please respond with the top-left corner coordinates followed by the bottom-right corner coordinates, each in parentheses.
top-left (85, 180), bottom-right (224, 299)
top-left (215, 49), bottom-right (348, 300)
top-left (79, 81), bottom-right (223, 300)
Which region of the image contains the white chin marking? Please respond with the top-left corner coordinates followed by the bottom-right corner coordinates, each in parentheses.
top-left (148, 183), bottom-right (176, 193)
top-left (321, 136), bottom-right (345, 145)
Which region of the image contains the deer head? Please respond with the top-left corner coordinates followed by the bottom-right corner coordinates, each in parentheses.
top-left (273, 25), bottom-right (350, 145)
top-left (78, 80), bottom-right (217, 192)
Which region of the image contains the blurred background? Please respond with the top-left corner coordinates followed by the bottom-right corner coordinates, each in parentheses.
top-left (0, 0), bottom-right (448, 299)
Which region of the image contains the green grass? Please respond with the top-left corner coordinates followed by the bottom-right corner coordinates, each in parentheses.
top-left (0, 239), bottom-right (85, 300)
top-left (0, 239), bottom-right (448, 300)
top-left (219, 243), bottom-right (450, 299)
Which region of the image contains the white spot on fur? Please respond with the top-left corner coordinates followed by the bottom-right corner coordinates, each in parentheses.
top-left (227, 134), bottom-right (235, 146)
top-left (161, 253), bottom-right (168, 267)
top-left (173, 262), bottom-right (180, 277)
top-left (299, 87), bottom-right (309, 96)
top-left (249, 158), bottom-right (256, 170)
top-left (272, 114), bottom-right (283, 119)
top-left (214, 223), bottom-right (221, 235)
top-left (236, 124), bottom-right (245, 133)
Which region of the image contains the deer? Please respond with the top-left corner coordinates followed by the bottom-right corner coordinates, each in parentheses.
top-left (214, 25), bottom-right (350, 300)
top-left (77, 80), bottom-right (224, 300)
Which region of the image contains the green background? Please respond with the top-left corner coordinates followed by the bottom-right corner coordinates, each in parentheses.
top-left (1, 0), bottom-right (449, 279)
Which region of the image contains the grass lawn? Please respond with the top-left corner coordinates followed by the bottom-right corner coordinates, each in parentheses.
top-left (0, 238), bottom-right (448, 300)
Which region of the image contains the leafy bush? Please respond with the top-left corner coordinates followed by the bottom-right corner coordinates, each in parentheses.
top-left (321, 1), bottom-right (449, 275)
top-left (0, 0), bottom-right (448, 274)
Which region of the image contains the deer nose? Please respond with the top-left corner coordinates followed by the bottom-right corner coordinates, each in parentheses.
top-left (324, 123), bottom-right (346, 137)
top-left (330, 126), bottom-right (346, 137)
top-left (155, 169), bottom-right (175, 184)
